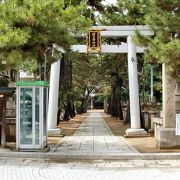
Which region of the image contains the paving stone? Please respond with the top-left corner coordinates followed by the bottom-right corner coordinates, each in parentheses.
top-left (2, 158), bottom-right (180, 180)
top-left (54, 111), bottom-right (139, 157)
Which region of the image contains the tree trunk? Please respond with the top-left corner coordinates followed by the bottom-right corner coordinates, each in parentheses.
top-left (64, 58), bottom-right (75, 120)
top-left (110, 86), bottom-right (117, 117)
top-left (80, 94), bottom-right (89, 113)
top-left (123, 101), bottom-right (130, 125)
top-left (63, 99), bottom-right (71, 120)
top-left (116, 86), bottom-right (123, 120)
top-left (59, 54), bottom-right (75, 121)
top-left (140, 102), bottom-right (145, 129)
top-left (79, 85), bottom-right (94, 114)
top-left (110, 74), bottom-right (123, 119)
top-left (70, 104), bottom-right (76, 117)
top-left (80, 97), bottom-right (85, 113)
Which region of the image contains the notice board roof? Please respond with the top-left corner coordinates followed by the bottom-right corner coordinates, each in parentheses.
top-left (16, 81), bottom-right (48, 87)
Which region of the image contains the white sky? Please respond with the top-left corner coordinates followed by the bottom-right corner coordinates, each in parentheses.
top-left (94, 0), bottom-right (118, 18)
top-left (102, 0), bottom-right (117, 5)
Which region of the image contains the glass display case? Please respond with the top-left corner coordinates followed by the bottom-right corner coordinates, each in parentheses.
top-left (16, 81), bottom-right (48, 150)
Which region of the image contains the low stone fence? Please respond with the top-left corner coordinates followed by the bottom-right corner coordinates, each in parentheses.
top-left (153, 117), bottom-right (163, 138)
top-left (122, 102), bottom-right (162, 135)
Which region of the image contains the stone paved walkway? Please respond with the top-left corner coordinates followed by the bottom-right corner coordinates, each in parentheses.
top-left (2, 158), bottom-right (180, 180)
top-left (54, 111), bottom-right (139, 155)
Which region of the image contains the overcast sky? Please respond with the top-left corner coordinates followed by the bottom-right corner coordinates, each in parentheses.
top-left (102, 0), bottom-right (117, 5)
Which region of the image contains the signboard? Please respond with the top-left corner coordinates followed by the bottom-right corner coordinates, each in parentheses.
top-left (87, 29), bottom-right (101, 54)
top-left (176, 114), bottom-right (180, 135)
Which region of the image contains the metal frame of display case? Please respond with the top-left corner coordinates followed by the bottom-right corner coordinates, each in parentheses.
top-left (16, 81), bottom-right (48, 150)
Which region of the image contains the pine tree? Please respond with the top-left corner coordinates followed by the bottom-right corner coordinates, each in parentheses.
top-left (134, 0), bottom-right (180, 78)
top-left (0, 0), bottom-right (92, 69)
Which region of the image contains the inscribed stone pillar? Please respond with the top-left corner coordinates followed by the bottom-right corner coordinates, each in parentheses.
top-left (162, 63), bottom-right (176, 128)
top-left (155, 64), bottom-right (180, 148)
top-left (175, 82), bottom-right (180, 113)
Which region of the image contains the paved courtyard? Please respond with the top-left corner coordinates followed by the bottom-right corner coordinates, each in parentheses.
top-left (1, 110), bottom-right (180, 160)
top-left (53, 111), bottom-right (139, 155)
top-left (1, 158), bottom-right (180, 180)
top-left (1, 111), bottom-right (180, 179)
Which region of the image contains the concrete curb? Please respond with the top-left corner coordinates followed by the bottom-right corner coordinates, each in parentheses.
top-left (0, 151), bottom-right (45, 159)
top-left (1, 151), bottom-right (180, 160)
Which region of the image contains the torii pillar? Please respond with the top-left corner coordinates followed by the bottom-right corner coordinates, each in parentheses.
top-left (47, 45), bottom-right (65, 137)
top-left (47, 59), bottom-right (62, 136)
top-left (125, 36), bottom-right (147, 136)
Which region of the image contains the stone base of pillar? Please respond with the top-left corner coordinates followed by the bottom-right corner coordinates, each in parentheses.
top-left (148, 128), bottom-right (154, 134)
top-left (156, 127), bottom-right (180, 148)
top-left (125, 128), bottom-right (147, 137)
top-left (48, 128), bottom-right (62, 137)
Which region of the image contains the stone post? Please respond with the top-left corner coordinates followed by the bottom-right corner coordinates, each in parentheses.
top-left (162, 64), bottom-right (176, 128)
top-left (125, 36), bottom-right (147, 136)
top-left (156, 64), bottom-right (180, 148)
top-left (175, 82), bottom-right (180, 113)
top-left (175, 82), bottom-right (180, 135)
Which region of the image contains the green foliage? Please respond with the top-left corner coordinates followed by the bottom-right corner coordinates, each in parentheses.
top-left (0, 0), bottom-right (92, 73)
top-left (99, 0), bottom-right (147, 25)
top-left (19, 58), bottom-right (38, 75)
top-left (94, 93), bottom-right (104, 103)
top-left (72, 53), bottom-right (103, 97)
top-left (97, 0), bottom-right (179, 104)
top-left (138, 61), bottom-right (162, 102)
top-left (134, 0), bottom-right (180, 78)
top-left (62, 2), bottom-right (92, 33)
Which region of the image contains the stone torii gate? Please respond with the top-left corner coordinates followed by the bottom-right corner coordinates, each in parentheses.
top-left (47, 25), bottom-right (153, 136)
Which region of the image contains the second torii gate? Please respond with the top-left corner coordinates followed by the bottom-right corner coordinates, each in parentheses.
top-left (47, 25), bottom-right (153, 136)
